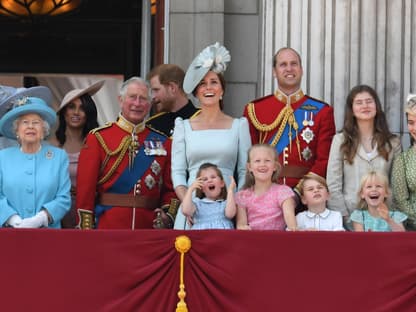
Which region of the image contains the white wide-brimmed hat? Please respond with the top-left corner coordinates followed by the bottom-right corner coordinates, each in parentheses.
top-left (58, 80), bottom-right (105, 113)
top-left (183, 42), bottom-right (231, 94)
top-left (0, 96), bottom-right (56, 139)
top-left (0, 85), bottom-right (52, 118)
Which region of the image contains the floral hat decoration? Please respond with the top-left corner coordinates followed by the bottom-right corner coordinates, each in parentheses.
top-left (0, 85), bottom-right (52, 118)
top-left (405, 93), bottom-right (416, 115)
top-left (0, 86), bottom-right (56, 139)
top-left (183, 42), bottom-right (231, 94)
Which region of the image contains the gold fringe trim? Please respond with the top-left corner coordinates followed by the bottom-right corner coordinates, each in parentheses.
top-left (94, 132), bottom-right (131, 185)
top-left (247, 103), bottom-right (295, 145)
top-left (175, 235), bottom-right (191, 312)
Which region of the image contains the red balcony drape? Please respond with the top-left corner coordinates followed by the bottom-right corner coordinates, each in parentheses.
top-left (1, 229), bottom-right (415, 312)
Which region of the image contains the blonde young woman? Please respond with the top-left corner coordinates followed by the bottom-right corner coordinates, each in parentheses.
top-left (391, 94), bottom-right (416, 230)
top-left (172, 42), bottom-right (251, 229)
top-left (326, 85), bottom-right (401, 229)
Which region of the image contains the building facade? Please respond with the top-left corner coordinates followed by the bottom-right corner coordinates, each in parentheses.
top-left (165, 0), bottom-right (415, 146)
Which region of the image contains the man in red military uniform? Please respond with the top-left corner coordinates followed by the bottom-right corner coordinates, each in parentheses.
top-left (76, 77), bottom-right (178, 229)
top-left (243, 47), bottom-right (335, 197)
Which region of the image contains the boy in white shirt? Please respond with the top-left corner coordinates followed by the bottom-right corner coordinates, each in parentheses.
top-left (296, 174), bottom-right (344, 231)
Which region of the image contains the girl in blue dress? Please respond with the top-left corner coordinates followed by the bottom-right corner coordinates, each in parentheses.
top-left (181, 163), bottom-right (236, 229)
top-left (351, 170), bottom-right (406, 232)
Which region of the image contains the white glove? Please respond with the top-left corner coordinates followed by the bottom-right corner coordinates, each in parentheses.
top-left (6, 214), bottom-right (22, 227)
top-left (18, 210), bottom-right (49, 228)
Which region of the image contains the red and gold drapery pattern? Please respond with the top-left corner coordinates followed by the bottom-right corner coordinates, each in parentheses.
top-left (1, 229), bottom-right (415, 311)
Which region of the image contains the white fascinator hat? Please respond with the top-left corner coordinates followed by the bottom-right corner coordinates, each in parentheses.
top-left (183, 42), bottom-right (231, 95)
top-left (405, 93), bottom-right (416, 114)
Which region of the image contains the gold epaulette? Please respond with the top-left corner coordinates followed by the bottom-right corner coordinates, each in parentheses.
top-left (145, 124), bottom-right (169, 138)
top-left (190, 109), bottom-right (201, 119)
top-left (146, 111), bottom-right (167, 122)
top-left (90, 122), bottom-right (114, 134)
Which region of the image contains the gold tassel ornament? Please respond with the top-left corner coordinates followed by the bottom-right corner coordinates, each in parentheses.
top-left (175, 235), bottom-right (191, 312)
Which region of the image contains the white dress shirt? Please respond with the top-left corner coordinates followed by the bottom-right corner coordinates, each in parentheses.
top-left (296, 208), bottom-right (344, 231)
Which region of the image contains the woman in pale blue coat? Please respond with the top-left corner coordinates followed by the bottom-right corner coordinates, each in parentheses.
top-left (172, 43), bottom-right (251, 229)
top-left (0, 87), bottom-right (71, 228)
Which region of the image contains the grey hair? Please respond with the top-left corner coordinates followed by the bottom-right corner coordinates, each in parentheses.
top-left (119, 76), bottom-right (150, 99)
top-left (13, 117), bottom-right (51, 142)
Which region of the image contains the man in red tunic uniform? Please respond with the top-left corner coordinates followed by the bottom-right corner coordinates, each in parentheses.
top-left (76, 77), bottom-right (178, 229)
top-left (243, 47), bottom-right (335, 198)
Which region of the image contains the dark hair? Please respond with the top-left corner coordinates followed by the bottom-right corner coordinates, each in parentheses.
top-left (146, 64), bottom-right (186, 91)
top-left (192, 72), bottom-right (226, 110)
top-left (340, 84), bottom-right (395, 164)
top-left (273, 47), bottom-right (303, 68)
top-left (55, 93), bottom-right (99, 146)
top-left (242, 144), bottom-right (281, 189)
top-left (195, 162), bottom-right (227, 200)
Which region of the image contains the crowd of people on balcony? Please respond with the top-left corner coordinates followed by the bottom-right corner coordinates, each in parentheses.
top-left (0, 43), bottom-right (413, 232)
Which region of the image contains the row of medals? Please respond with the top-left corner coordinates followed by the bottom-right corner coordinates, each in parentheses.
top-left (299, 111), bottom-right (314, 161)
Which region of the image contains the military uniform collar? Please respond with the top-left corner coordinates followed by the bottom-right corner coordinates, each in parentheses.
top-left (116, 113), bottom-right (146, 133)
top-left (274, 88), bottom-right (304, 105)
top-left (176, 100), bottom-right (197, 114)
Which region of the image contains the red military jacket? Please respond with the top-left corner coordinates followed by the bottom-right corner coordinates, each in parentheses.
top-left (243, 89), bottom-right (335, 190)
top-left (76, 115), bottom-right (176, 229)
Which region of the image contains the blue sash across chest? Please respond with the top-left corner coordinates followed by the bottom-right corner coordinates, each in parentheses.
top-left (95, 131), bottom-right (167, 219)
top-left (272, 98), bottom-right (325, 155)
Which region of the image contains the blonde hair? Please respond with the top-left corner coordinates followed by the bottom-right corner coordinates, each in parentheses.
top-left (357, 170), bottom-right (390, 210)
top-left (242, 144), bottom-right (281, 189)
top-left (298, 174), bottom-right (328, 196)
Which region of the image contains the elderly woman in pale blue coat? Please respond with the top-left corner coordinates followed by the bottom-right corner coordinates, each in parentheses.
top-left (0, 86), bottom-right (70, 228)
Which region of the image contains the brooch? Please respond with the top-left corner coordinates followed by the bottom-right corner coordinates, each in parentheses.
top-left (301, 127), bottom-right (314, 144)
top-left (151, 160), bottom-right (161, 176)
top-left (302, 147), bottom-right (313, 161)
top-left (145, 174), bottom-right (156, 190)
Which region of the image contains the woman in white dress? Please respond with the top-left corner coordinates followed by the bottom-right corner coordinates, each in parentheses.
top-left (172, 42), bottom-right (251, 229)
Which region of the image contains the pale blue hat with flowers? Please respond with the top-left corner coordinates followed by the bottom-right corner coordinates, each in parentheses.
top-left (0, 86), bottom-right (56, 139)
top-left (183, 42), bottom-right (231, 94)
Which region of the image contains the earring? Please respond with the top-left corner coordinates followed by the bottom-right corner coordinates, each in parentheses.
top-left (220, 95), bottom-right (223, 100)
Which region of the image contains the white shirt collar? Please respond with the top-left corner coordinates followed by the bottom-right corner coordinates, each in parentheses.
top-left (306, 208), bottom-right (331, 219)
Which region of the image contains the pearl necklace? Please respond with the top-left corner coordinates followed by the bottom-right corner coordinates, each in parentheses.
top-left (20, 144), bottom-right (42, 154)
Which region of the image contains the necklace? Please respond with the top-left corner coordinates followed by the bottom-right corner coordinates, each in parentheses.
top-left (20, 144), bottom-right (42, 154)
